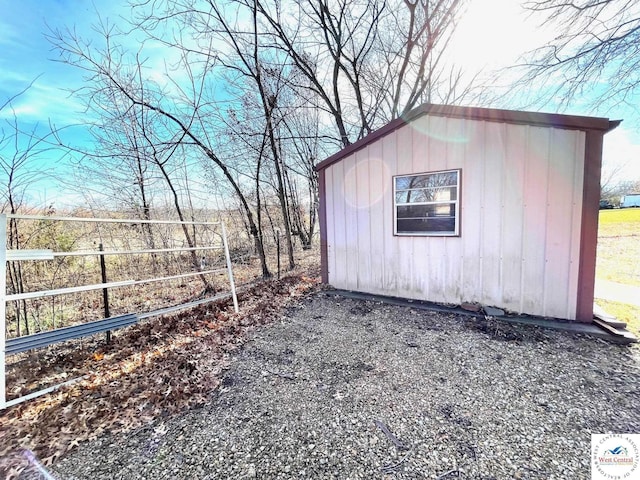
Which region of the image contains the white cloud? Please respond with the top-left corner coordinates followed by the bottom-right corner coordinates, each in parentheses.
top-left (0, 21), bottom-right (21, 49)
top-left (449, 0), bottom-right (553, 72)
top-left (0, 103), bottom-right (38, 118)
top-left (0, 80), bottom-right (87, 126)
top-left (603, 127), bottom-right (640, 184)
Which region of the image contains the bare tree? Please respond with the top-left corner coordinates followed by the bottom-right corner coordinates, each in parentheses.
top-left (70, 101), bottom-right (160, 250)
top-left (127, 0), bottom-right (470, 262)
top-left (600, 160), bottom-right (631, 202)
top-left (217, 0), bottom-right (298, 270)
top-left (522, 0), bottom-right (640, 109)
top-left (1, 86), bottom-right (63, 335)
top-left (139, 0), bottom-right (470, 146)
top-left (280, 105), bottom-right (321, 249)
top-left (57, 63), bottom-right (216, 289)
top-left (133, 0), bottom-right (320, 269)
top-left (48, 18), bottom-right (273, 277)
top-left (251, 0), bottom-right (469, 146)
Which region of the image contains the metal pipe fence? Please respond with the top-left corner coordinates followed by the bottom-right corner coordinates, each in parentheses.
top-left (1, 213), bottom-right (239, 409)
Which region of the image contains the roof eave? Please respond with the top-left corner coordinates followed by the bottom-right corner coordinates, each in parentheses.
top-left (314, 103), bottom-right (621, 172)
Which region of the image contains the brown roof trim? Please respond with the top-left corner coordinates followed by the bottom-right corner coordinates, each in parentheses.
top-left (315, 103), bottom-right (620, 172)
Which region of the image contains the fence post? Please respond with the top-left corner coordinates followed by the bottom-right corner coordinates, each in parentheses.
top-left (1, 214), bottom-right (7, 409)
top-left (220, 222), bottom-right (239, 313)
top-left (98, 244), bottom-right (111, 343)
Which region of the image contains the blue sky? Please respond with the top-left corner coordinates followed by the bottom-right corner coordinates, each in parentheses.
top-left (1, 0), bottom-right (639, 208)
top-left (0, 0), bottom-right (111, 124)
top-left (0, 0), bottom-right (132, 207)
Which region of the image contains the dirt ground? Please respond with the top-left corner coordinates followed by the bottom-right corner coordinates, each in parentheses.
top-left (48, 293), bottom-right (640, 480)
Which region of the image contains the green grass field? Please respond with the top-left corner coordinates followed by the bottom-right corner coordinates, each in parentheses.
top-left (597, 208), bottom-right (640, 287)
top-left (596, 208), bottom-right (640, 335)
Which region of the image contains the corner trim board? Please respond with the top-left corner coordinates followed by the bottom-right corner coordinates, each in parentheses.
top-left (318, 169), bottom-right (329, 284)
top-left (576, 129), bottom-right (603, 322)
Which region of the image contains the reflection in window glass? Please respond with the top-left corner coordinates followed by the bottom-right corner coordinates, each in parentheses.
top-left (394, 170), bottom-right (460, 236)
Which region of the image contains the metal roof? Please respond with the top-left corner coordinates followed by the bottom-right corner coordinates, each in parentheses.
top-left (315, 103), bottom-right (621, 172)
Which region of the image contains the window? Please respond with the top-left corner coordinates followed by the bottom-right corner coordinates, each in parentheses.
top-left (393, 169), bottom-right (460, 236)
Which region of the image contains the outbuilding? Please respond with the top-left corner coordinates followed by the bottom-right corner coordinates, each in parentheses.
top-left (316, 104), bottom-right (620, 322)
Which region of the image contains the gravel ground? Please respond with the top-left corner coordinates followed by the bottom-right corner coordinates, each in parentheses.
top-left (51, 293), bottom-right (640, 480)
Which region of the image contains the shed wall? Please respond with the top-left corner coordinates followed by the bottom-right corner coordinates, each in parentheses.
top-left (323, 115), bottom-right (586, 319)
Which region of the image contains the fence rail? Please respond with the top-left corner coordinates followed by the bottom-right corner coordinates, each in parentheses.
top-left (7, 245), bottom-right (225, 260)
top-left (1, 213), bottom-right (239, 409)
top-left (5, 314), bottom-right (139, 355)
top-left (5, 268), bottom-right (229, 302)
top-left (6, 214), bottom-right (221, 225)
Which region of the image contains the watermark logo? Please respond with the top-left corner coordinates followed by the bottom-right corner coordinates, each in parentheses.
top-left (592, 434), bottom-right (639, 479)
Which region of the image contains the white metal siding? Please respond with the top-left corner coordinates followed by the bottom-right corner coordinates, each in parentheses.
top-left (324, 115), bottom-right (585, 320)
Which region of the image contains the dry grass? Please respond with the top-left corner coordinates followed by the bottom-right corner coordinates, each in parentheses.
top-left (5, 217), bottom-right (241, 338)
top-left (597, 208), bottom-right (640, 287)
top-left (51, 294), bottom-right (640, 480)
top-left (4, 245), bottom-right (320, 397)
top-left (0, 235), bottom-right (322, 476)
top-left (596, 208), bottom-right (640, 333)
top-left (598, 207), bottom-right (640, 235)
top-left (0, 274), bottom-right (320, 479)
top-left (594, 300), bottom-right (640, 337)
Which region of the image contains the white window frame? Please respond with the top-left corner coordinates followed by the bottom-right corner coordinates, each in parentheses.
top-left (393, 169), bottom-right (461, 237)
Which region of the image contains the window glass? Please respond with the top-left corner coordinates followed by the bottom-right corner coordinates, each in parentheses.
top-left (393, 170), bottom-right (460, 236)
